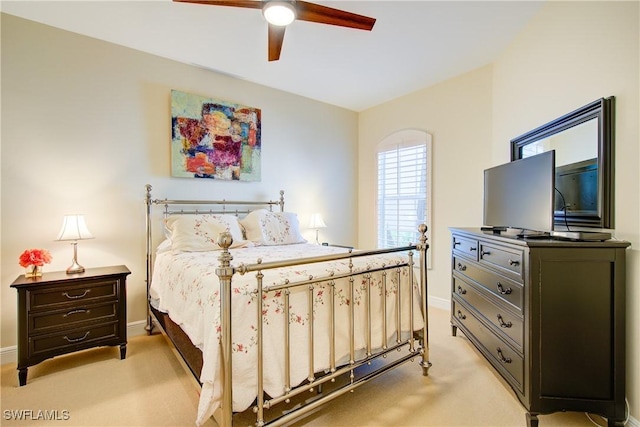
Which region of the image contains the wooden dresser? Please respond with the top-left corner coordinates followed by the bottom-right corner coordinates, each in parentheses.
top-left (10, 265), bottom-right (130, 386)
top-left (449, 228), bottom-right (629, 427)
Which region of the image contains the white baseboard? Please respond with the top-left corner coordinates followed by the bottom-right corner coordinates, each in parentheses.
top-left (0, 320), bottom-right (149, 366)
top-left (428, 295), bottom-right (450, 311)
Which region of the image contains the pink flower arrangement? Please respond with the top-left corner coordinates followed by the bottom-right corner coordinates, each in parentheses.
top-left (18, 249), bottom-right (53, 268)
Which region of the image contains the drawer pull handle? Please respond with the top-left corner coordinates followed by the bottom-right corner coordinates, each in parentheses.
top-left (63, 331), bottom-right (90, 343)
top-left (481, 250), bottom-right (491, 257)
top-left (453, 240), bottom-right (461, 247)
top-left (496, 282), bottom-right (512, 295)
top-left (497, 314), bottom-right (512, 328)
top-left (63, 290), bottom-right (90, 300)
top-left (63, 309), bottom-right (89, 317)
top-left (457, 285), bottom-right (467, 295)
top-left (457, 310), bottom-right (466, 320)
top-left (469, 247), bottom-right (477, 252)
top-left (509, 259), bottom-right (520, 266)
top-left (457, 262), bottom-right (467, 271)
top-left (497, 348), bottom-right (512, 364)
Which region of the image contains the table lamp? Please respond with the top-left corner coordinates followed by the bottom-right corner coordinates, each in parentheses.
top-left (56, 214), bottom-right (94, 274)
top-left (308, 213), bottom-right (326, 245)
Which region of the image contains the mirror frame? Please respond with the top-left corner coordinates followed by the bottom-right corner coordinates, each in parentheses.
top-left (510, 97), bottom-right (614, 229)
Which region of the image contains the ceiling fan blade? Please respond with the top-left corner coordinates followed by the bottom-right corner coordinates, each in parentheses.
top-left (268, 24), bottom-right (286, 61)
top-left (173, 0), bottom-right (262, 10)
top-left (295, 1), bottom-right (376, 31)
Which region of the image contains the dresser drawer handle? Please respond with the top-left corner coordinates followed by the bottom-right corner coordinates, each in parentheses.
top-left (63, 290), bottom-right (90, 300)
top-left (497, 348), bottom-right (512, 364)
top-left (481, 250), bottom-right (491, 256)
top-left (63, 331), bottom-right (90, 343)
top-left (469, 247), bottom-right (477, 252)
top-left (63, 309), bottom-right (90, 317)
top-left (457, 285), bottom-right (467, 295)
top-left (456, 262), bottom-right (467, 271)
top-left (509, 259), bottom-right (520, 266)
top-left (453, 240), bottom-right (461, 247)
top-left (497, 314), bottom-right (512, 328)
top-left (456, 310), bottom-right (466, 320)
top-left (496, 283), bottom-right (512, 295)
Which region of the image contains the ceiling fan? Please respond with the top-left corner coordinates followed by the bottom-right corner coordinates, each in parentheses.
top-left (173, 0), bottom-right (376, 61)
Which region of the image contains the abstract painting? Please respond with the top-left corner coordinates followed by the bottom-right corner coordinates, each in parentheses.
top-left (171, 90), bottom-right (261, 181)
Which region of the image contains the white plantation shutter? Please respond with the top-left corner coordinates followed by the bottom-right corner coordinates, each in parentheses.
top-left (377, 130), bottom-right (431, 251)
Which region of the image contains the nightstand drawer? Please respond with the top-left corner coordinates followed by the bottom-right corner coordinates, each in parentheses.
top-left (30, 301), bottom-right (119, 333)
top-left (30, 322), bottom-right (120, 356)
top-left (30, 280), bottom-right (118, 310)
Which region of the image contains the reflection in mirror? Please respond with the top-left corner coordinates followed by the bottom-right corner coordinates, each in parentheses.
top-left (521, 119), bottom-right (598, 165)
top-left (511, 97), bottom-right (614, 229)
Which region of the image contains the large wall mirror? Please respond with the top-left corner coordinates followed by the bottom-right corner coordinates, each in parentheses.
top-left (511, 97), bottom-right (614, 229)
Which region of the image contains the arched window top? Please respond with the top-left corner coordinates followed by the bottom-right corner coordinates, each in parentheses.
top-left (377, 129), bottom-right (431, 151)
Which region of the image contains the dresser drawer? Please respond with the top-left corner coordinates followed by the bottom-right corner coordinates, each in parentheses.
top-left (453, 256), bottom-right (523, 313)
top-left (453, 275), bottom-right (523, 350)
top-left (29, 280), bottom-right (118, 310)
top-left (30, 322), bottom-right (120, 357)
top-left (30, 301), bottom-right (119, 334)
top-left (478, 241), bottom-right (524, 282)
top-left (452, 299), bottom-right (524, 392)
top-left (452, 235), bottom-right (478, 260)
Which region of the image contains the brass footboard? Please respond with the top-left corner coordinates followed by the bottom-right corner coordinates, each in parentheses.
top-left (215, 227), bottom-right (430, 427)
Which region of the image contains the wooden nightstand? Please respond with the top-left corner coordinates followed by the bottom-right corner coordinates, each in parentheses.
top-left (10, 265), bottom-right (130, 386)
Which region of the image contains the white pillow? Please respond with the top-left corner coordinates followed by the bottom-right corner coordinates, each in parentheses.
top-left (165, 214), bottom-right (248, 251)
top-left (240, 209), bottom-right (307, 246)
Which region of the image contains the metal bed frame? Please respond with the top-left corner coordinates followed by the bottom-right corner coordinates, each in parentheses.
top-left (144, 184), bottom-right (431, 426)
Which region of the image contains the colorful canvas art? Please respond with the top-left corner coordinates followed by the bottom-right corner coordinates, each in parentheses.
top-left (171, 90), bottom-right (261, 181)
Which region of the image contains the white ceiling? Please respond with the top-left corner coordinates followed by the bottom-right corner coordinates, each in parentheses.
top-left (1, 0), bottom-right (544, 111)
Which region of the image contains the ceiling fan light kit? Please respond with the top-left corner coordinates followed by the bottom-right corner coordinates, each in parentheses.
top-left (262, 1), bottom-right (296, 26)
top-left (174, 0), bottom-right (376, 61)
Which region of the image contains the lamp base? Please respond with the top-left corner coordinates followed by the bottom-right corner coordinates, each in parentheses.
top-left (65, 241), bottom-right (85, 274)
top-left (66, 260), bottom-right (85, 274)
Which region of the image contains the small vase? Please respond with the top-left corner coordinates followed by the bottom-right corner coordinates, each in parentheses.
top-left (25, 265), bottom-right (43, 278)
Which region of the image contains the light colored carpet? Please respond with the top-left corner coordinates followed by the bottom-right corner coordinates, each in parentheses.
top-left (1, 307), bottom-right (598, 427)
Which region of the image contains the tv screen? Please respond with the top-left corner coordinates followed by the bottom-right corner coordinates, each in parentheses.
top-left (483, 150), bottom-right (556, 234)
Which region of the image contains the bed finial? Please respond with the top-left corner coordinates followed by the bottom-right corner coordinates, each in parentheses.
top-left (417, 223), bottom-right (428, 246)
top-left (217, 232), bottom-right (233, 251)
top-left (217, 232), bottom-right (234, 269)
top-left (279, 190), bottom-right (285, 212)
top-left (145, 184), bottom-right (152, 205)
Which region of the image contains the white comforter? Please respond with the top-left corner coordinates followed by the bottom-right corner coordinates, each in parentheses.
top-left (150, 243), bottom-right (424, 426)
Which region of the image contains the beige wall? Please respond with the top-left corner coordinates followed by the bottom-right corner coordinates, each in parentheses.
top-left (1, 15), bottom-right (358, 349)
top-left (358, 64), bottom-right (494, 303)
top-left (359, 0), bottom-right (639, 422)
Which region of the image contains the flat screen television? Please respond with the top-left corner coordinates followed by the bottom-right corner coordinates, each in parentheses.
top-left (483, 150), bottom-right (555, 235)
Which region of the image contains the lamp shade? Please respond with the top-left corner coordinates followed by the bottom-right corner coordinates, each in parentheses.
top-left (262, 1), bottom-right (296, 26)
top-left (309, 213), bottom-right (327, 229)
top-left (56, 215), bottom-right (94, 241)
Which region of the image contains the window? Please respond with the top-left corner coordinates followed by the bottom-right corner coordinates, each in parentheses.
top-left (377, 130), bottom-right (431, 253)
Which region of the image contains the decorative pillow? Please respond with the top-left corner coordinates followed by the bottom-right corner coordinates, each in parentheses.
top-left (240, 209), bottom-right (307, 246)
top-left (165, 214), bottom-right (247, 251)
